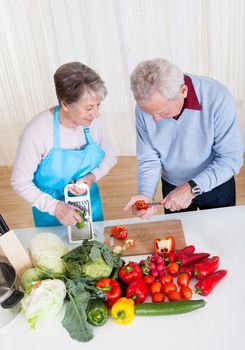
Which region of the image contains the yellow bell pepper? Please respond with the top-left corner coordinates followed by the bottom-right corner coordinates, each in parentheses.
top-left (111, 297), bottom-right (134, 324)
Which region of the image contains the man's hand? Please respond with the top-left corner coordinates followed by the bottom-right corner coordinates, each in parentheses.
top-left (162, 182), bottom-right (195, 211)
top-left (68, 173), bottom-right (96, 195)
top-left (54, 201), bottom-right (82, 226)
top-left (123, 194), bottom-right (157, 219)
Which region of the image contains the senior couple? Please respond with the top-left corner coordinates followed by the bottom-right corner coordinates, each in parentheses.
top-left (11, 58), bottom-right (244, 227)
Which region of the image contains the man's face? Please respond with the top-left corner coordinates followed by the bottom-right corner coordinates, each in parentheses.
top-left (139, 85), bottom-right (188, 122)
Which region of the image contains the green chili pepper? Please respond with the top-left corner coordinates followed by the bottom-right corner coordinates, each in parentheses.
top-left (76, 210), bottom-right (85, 229)
top-left (86, 300), bottom-right (109, 326)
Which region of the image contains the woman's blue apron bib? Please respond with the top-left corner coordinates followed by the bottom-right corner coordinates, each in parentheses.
top-left (32, 106), bottom-right (105, 227)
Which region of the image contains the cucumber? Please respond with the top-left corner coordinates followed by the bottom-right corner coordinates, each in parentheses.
top-left (135, 299), bottom-right (206, 316)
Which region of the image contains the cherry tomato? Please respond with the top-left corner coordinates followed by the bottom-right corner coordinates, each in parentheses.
top-left (149, 281), bottom-right (162, 295)
top-left (180, 286), bottom-right (193, 300)
top-left (152, 292), bottom-right (165, 303)
top-left (177, 273), bottom-right (190, 287)
top-left (168, 290), bottom-right (182, 301)
top-left (162, 282), bottom-right (177, 295)
top-left (167, 262), bottom-right (180, 276)
top-left (143, 275), bottom-right (155, 285)
top-left (111, 225), bottom-right (128, 240)
top-left (134, 200), bottom-right (150, 210)
top-left (159, 275), bottom-right (173, 285)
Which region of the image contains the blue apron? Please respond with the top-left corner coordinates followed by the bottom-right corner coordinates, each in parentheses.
top-left (32, 106), bottom-right (105, 227)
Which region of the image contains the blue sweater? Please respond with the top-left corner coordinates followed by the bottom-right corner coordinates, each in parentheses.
top-left (136, 74), bottom-right (244, 198)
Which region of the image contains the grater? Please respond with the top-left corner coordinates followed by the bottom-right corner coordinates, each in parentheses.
top-left (64, 183), bottom-right (94, 244)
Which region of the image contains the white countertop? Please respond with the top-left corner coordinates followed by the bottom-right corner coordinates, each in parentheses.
top-left (1, 205), bottom-right (245, 350)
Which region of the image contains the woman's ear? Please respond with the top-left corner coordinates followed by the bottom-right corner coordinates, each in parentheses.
top-left (60, 101), bottom-right (69, 112)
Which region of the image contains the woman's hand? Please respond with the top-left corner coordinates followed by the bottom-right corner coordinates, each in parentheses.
top-left (162, 183), bottom-right (195, 211)
top-left (68, 173), bottom-right (96, 195)
top-left (54, 201), bottom-right (82, 226)
top-left (123, 194), bottom-right (157, 219)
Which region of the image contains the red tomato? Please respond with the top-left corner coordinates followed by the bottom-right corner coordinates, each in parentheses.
top-left (180, 286), bottom-right (193, 300)
top-left (167, 262), bottom-right (179, 276)
top-left (152, 292), bottom-right (165, 303)
top-left (149, 281), bottom-right (162, 295)
top-left (168, 290), bottom-right (182, 301)
top-left (159, 275), bottom-right (173, 285)
top-left (143, 275), bottom-right (155, 285)
top-left (177, 273), bottom-right (190, 287)
top-left (162, 282), bottom-right (177, 295)
top-left (134, 200), bottom-right (150, 210)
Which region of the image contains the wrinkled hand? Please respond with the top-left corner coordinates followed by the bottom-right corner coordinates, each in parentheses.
top-left (68, 173), bottom-right (96, 195)
top-left (162, 183), bottom-right (194, 211)
top-left (54, 201), bottom-right (82, 226)
top-left (123, 194), bottom-right (157, 219)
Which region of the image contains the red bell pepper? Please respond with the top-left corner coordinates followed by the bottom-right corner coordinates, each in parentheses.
top-left (195, 269), bottom-right (227, 296)
top-left (134, 200), bottom-right (150, 210)
top-left (119, 261), bottom-right (143, 284)
top-left (154, 235), bottom-right (176, 256)
top-left (179, 265), bottom-right (195, 279)
top-left (126, 278), bottom-right (148, 304)
top-left (174, 245), bottom-right (195, 259)
top-left (96, 278), bottom-right (122, 308)
top-left (176, 252), bottom-right (210, 267)
top-left (164, 245), bottom-right (195, 264)
top-left (111, 225), bottom-right (128, 240)
top-left (194, 256), bottom-right (220, 280)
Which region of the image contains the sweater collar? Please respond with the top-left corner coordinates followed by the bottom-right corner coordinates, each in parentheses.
top-left (183, 75), bottom-right (202, 111)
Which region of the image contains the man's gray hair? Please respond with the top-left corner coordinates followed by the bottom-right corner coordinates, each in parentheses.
top-left (130, 58), bottom-right (184, 104)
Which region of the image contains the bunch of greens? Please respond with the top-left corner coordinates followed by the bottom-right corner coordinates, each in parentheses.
top-left (62, 240), bottom-right (123, 280)
top-left (62, 276), bottom-right (106, 342)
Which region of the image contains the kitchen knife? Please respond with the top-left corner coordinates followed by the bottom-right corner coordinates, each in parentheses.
top-left (0, 215), bottom-right (9, 235)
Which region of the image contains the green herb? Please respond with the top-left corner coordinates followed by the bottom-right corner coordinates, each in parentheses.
top-left (62, 277), bottom-right (106, 342)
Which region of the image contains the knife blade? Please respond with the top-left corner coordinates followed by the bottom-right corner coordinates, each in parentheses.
top-left (148, 202), bottom-right (163, 206)
top-left (0, 215), bottom-right (10, 235)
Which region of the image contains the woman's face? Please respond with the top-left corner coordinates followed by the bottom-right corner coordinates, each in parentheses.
top-left (61, 92), bottom-right (101, 127)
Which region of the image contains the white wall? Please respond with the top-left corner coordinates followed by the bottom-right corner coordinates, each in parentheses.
top-left (0, 0), bottom-right (244, 165)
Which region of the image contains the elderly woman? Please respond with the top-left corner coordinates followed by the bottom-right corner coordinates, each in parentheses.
top-left (11, 62), bottom-right (117, 227)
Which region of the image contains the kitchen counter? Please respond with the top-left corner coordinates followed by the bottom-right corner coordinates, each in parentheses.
top-left (1, 205), bottom-right (245, 350)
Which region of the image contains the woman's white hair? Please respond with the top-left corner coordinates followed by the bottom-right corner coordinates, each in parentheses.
top-left (130, 58), bottom-right (184, 104)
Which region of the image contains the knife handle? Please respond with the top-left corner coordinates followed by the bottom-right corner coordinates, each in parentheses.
top-left (0, 214), bottom-right (10, 234)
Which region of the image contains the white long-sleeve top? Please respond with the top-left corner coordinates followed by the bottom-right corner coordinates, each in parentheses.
top-left (11, 109), bottom-right (117, 215)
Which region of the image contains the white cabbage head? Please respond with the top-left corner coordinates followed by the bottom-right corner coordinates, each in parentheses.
top-left (21, 279), bottom-right (66, 329)
top-left (29, 233), bottom-right (68, 276)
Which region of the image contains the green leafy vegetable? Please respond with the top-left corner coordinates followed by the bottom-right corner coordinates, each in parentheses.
top-left (62, 293), bottom-right (93, 342)
top-left (62, 240), bottom-right (123, 280)
top-left (62, 277), bottom-right (106, 342)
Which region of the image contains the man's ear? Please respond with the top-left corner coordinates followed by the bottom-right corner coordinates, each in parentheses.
top-left (60, 101), bottom-right (69, 112)
top-left (180, 84), bottom-right (188, 98)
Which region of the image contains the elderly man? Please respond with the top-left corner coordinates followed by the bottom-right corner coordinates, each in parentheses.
top-left (124, 58), bottom-right (244, 218)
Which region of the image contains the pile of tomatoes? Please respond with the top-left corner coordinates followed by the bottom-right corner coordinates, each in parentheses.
top-left (140, 254), bottom-right (192, 303)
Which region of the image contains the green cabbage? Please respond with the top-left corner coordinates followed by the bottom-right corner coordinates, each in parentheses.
top-left (21, 268), bottom-right (46, 291)
top-left (62, 240), bottom-right (123, 280)
top-left (29, 233), bottom-right (68, 277)
top-left (81, 255), bottom-right (113, 279)
top-left (21, 279), bottom-right (66, 329)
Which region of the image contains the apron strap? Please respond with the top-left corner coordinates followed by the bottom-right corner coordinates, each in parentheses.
top-left (84, 127), bottom-right (93, 144)
top-left (53, 106), bottom-right (60, 148)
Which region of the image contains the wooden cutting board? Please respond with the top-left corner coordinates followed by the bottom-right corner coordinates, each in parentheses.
top-left (104, 219), bottom-right (186, 256)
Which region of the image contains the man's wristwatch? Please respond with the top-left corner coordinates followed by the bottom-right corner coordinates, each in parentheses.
top-left (188, 180), bottom-right (202, 196)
